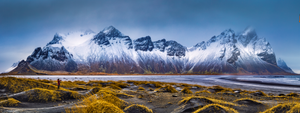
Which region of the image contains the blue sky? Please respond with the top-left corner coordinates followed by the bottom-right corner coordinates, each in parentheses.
top-left (0, 0), bottom-right (299, 73)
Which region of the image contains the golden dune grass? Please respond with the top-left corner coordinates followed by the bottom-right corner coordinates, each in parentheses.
top-left (0, 98), bottom-right (20, 107)
top-left (124, 104), bottom-right (153, 113)
top-left (178, 96), bottom-right (239, 107)
top-left (193, 104), bottom-right (238, 113)
top-left (0, 77), bottom-right (57, 93)
top-left (2, 77), bottom-right (300, 113)
top-left (181, 87), bottom-right (193, 94)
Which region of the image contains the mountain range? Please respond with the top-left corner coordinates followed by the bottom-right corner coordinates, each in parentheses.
top-left (5, 26), bottom-right (295, 75)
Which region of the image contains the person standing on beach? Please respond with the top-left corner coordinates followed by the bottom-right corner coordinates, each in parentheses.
top-left (57, 79), bottom-right (61, 89)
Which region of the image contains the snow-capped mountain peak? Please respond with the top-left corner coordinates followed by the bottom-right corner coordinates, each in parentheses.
top-left (192, 41), bottom-right (206, 51)
top-left (134, 36), bottom-right (154, 51)
top-left (277, 58), bottom-right (294, 73)
top-left (153, 39), bottom-right (167, 52)
top-left (101, 26), bottom-right (123, 37)
top-left (7, 26), bottom-right (294, 74)
top-left (242, 27), bottom-right (256, 36)
top-left (81, 29), bottom-right (95, 36)
top-left (221, 29), bottom-right (235, 36)
top-left (238, 27), bottom-right (258, 47)
top-left (219, 29), bottom-right (236, 44)
top-left (206, 29), bottom-right (236, 47)
top-left (92, 26), bottom-right (133, 50)
top-left (46, 33), bottom-right (64, 46)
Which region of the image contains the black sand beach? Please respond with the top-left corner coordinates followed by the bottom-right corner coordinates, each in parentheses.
top-left (1, 75), bottom-right (300, 113)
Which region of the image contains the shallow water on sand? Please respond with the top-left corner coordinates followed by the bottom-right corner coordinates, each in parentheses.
top-left (6, 75), bottom-right (300, 86)
top-left (237, 75), bottom-right (300, 85)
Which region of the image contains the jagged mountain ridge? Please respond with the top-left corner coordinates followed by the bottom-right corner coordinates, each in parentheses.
top-left (7, 60), bottom-right (38, 75)
top-left (9, 26), bottom-right (293, 74)
top-left (277, 58), bottom-right (294, 74)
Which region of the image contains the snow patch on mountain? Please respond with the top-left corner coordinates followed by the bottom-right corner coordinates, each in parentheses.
top-left (48, 30), bottom-right (96, 48)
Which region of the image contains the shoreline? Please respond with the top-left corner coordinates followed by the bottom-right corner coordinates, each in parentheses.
top-left (220, 77), bottom-right (300, 88)
top-left (3, 75), bottom-right (300, 95)
top-left (198, 76), bottom-right (300, 95)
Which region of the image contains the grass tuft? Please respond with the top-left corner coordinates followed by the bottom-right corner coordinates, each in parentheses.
top-left (148, 88), bottom-right (154, 91)
top-left (181, 87), bottom-right (193, 94)
top-left (208, 85), bottom-right (233, 93)
top-left (68, 97), bottom-right (124, 113)
top-left (287, 92), bottom-right (299, 97)
top-left (0, 98), bottom-right (21, 107)
top-left (195, 90), bottom-right (211, 95)
top-left (262, 103), bottom-right (296, 113)
top-left (116, 92), bottom-right (134, 98)
top-left (73, 80), bottom-right (86, 85)
top-left (193, 84), bottom-right (206, 89)
top-left (96, 88), bottom-right (128, 109)
top-left (26, 88), bottom-right (81, 102)
top-left (233, 98), bottom-right (263, 105)
top-left (87, 100), bottom-right (124, 113)
top-left (138, 87), bottom-right (145, 90)
top-left (155, 85), bottom-right (178, 93)
top-left (0, 77), bottom-right (57, 93)
top-left (138, 95), bottom-right (144, 99)
top-left (287, 103), bottom-right (300, 113)
top-left (124, 104), bottom-right (153, 113)
top-left (193, 104), bottom-right (238, 113)
top-left (27, 88), bottom-right (61, 102)
top-left (178, 96), bottom-right (239, 107)
top-left (107, 84), bottom-right (122, 90)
